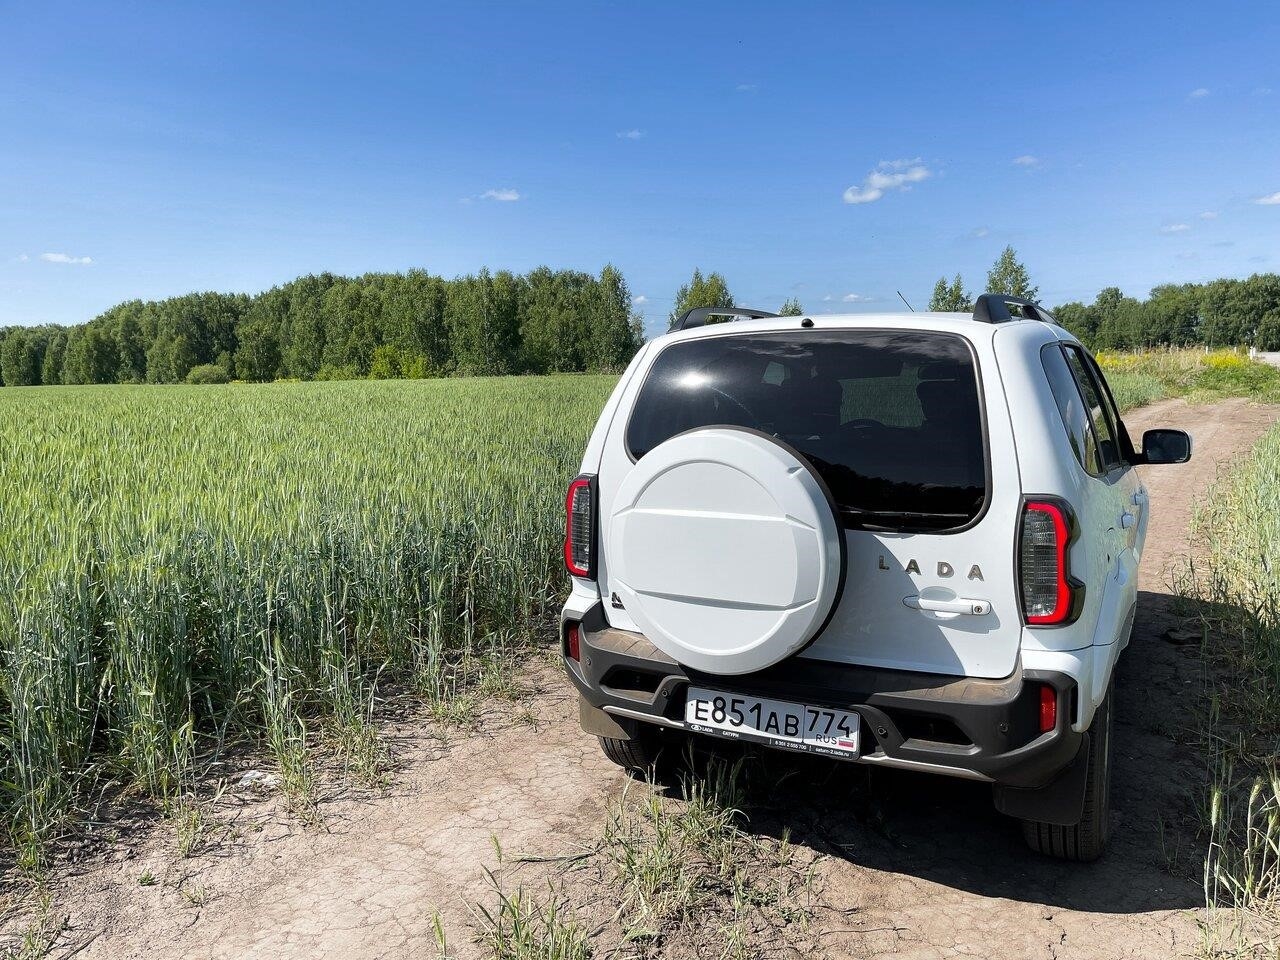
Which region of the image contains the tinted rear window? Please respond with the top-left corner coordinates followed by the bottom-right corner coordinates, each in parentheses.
top-left (626, 331), bottom-right (986, 531)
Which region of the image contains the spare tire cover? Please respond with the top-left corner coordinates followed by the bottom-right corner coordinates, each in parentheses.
top-left (607, 427), bottom-right (844, 676)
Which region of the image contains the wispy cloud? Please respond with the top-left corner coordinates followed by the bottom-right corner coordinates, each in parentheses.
top-left (841, 293), bottom-right (871, 302)
top-left (1160, 223), bottom-right (1191, 234)
top-left (616, 129), bottom-right (644, 140)
top-left (843, 158), bottom-right (930, 205)
top-left (631, 294), bottom-right (648, 306)
top-left (970, 227), bottom-right (990, 239)
top-left (1188, 87), bottom-right (1210, 99)
top-left (735, 83), bottom-right (758, 93)
top-left (15, 253), bottom-right (30, 263)
top-left (1255, 87), bottom-right (1273, 96)
top-left (1012, 155), bottom-right (1040, 167)
top-left (1199, 210), bottom-right (1218, 219)
top-left (1255, 191), bottom-right (1280, 205)
top-left (41, 252), bottom-right (94, 264)
top-left (480, 188), bottom-right (520, 202)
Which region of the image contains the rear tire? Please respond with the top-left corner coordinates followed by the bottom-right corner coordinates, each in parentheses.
top-left (1021, 684), bottom-right (1113, 862)
top-left (598, 725), bottom-right (662, 774)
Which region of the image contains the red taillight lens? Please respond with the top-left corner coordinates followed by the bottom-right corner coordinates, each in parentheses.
top-left (565, 622), bottom-right (581, 662)
top-left (1038, 684), bottom-right (1057, 733)
top-left (1020, 499), bottom-right (1074, 624)
top-left (564, 476), bottom-right (593, 578)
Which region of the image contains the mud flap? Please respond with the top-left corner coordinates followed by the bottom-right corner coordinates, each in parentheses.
top-left (578, 697), bottom-right (636, 740)
top-left (992, 733), bottom-right (1091, 826)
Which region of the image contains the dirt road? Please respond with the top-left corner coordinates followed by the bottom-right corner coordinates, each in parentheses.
top-left (12, 398), bottom-right (1279, 960)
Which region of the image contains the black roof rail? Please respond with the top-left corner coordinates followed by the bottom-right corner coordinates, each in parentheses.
top-left (972, 293), bottom-right (1058, 325)
top-left (673, 306), bottom-right (780, 331)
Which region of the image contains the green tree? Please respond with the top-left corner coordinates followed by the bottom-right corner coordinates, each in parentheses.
top-left (669, 269), bottom-right (733, 329)
top-left (927, 274), bottom-right (971, 312)
top-left (42, 330), bottom-right (68, 385)
top-left (778, 297), bottom-right (804, 316)
top-left (985, 246), bottom-right (1038, 301)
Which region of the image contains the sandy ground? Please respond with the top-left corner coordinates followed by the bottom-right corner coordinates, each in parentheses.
top-left (5, 397), bottom-right (1278, 960)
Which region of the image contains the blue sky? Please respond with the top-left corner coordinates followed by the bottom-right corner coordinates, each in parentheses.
top-left (3, 2), bottom-right (1278, 338)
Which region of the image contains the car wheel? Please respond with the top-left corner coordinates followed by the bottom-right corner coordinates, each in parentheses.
top-left (598, 725), bottom-right (663, 774)
top-left (1021, 683), bottom-right (1113, 862)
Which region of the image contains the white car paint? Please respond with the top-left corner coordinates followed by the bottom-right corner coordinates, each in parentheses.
top-left (567, 311), bottom-right (1147, 735)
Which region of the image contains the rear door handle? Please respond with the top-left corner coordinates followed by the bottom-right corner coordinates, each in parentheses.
top-left (904, 596), bottom-right (991, 616)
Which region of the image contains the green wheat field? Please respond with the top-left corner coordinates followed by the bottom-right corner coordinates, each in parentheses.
top-left (0, 376), bottom-right (615, 861)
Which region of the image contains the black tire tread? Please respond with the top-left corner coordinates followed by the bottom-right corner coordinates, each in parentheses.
top-left (1021, 685), bottom-right (1112, 862)
top-left (598, 731), bottom-right (660, 772)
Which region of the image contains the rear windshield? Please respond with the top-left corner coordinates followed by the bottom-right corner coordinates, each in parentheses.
top-left (626, 331), bottom-right (986, 532)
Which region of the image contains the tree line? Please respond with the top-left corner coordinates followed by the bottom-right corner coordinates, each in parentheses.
top-left (930, 246), bottom-right (1280, 351)
top-left (0, 265), bottom-right (644, 387)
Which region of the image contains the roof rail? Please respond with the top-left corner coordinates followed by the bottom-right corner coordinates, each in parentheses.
top-left (673, 306), bottom-right (780, 331)
top-left (972, 293), bottom-right (1058, 325)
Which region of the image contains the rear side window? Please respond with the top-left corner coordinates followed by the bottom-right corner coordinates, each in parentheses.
top-left (625, 331), bottom-right (987, 531)
top-left (1063, 346), bottom-right (1122, 471)
top-left (1041, 344), bottom-right (1102, 474)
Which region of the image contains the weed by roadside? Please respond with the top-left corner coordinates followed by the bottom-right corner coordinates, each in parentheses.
top-left (468, 755), bottom-right (821, 959)
top-left (0, 894), bottom-right (64, 960)
top-left (1184, 422), bottom-right (1280, 957)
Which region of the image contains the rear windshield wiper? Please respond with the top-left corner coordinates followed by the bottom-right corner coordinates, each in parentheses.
top-left (838, 506), bottom-right (971, 530)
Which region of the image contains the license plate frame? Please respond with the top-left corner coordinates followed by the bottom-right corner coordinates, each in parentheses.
top-left (684, 686), bottom-right (860, 759)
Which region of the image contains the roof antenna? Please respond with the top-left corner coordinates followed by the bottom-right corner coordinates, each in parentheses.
top-left (896, 290), bottom-right (915, 312)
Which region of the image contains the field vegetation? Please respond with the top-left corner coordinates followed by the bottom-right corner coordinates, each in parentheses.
top-left (1096, 347), bottom-right (1280, 412)
top-left (0, 376), bottom-right (614, 865)
top-left (1187, 423), bottom-right (1280, 956)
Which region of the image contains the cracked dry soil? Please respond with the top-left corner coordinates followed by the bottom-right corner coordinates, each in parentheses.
top-left (6, 397), bottom-right (1278, 960)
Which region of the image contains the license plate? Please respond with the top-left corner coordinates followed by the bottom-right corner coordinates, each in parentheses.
top-left (684, 686), bottom-right (860, 758)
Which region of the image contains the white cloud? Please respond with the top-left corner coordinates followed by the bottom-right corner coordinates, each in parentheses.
top-left (480, 188), bottom-right (520, 202)
top-left (1255, 192), bottom-right (1280, 205)
top-left (1255, 87), bottom-right (1273, 96)
top-left (843, 158), bottom-right (930, 204)
top-left (1161, 223), bottom-right (1191, 234)
top-left (631, 294), bottom-right (648, 306)
top-left (1012, 155), bottom-right (1040, 167)
top-left (16, 253), bottom-right (30, 262)
top-left (1199, 211), bottom-right (1218, 219)
top-left (841, 293), bottom-right (870, 303)
top-left (821, 295), bottom-right (834, 302)
top-left (1188, 87), bottom-right (1210, 99)
top-left (40, 252), bottom-right (93, 264)
top-left (735, 83), bottom-right (758, 93)
top-left (616, 129), bottom-right (644, 140)
top-left (970, 226), bottom-right (990, 238)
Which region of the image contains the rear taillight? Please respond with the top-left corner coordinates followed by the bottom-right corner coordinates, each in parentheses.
top-left (1019, 498), bottom-right (1080, 625)
top-left (1038, 684), bottom-right (1057, 732)
top-left (564, 476), bottom-right (594, 578)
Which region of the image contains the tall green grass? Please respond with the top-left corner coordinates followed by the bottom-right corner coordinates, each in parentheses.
top-left (1188, 423), bottom-right (1280, 953)
top-left (0, 376), bottom-right (615, 863)
top-left (1097, 347), bottom-right (1280, 412)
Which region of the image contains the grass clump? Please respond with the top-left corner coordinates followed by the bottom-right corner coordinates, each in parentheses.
top-left (466, 755), bottom-right (819, 958)
top-left (1185, 422), bottom-right (1280, 956)
top-left (475, 873), bottom-right (592, 960)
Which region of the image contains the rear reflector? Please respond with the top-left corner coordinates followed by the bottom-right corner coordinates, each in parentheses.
top-left (565, 622), bottom-right (581, 662)
top-left (1020, 499), bottom-right (1075, 624)
top-left (564, 476), bottom-right (594, 578)
top-left (1038, 684), bottom-right (1057, 733)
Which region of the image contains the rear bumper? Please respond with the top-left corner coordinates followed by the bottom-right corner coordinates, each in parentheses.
top-left (562, 601), bottom-right (1083, 790)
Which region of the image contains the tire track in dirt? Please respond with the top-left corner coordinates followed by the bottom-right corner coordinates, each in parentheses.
top-left (12, 398), bottom-right (1279, 960)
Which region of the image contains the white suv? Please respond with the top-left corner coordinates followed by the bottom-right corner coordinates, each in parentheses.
top-left (560, 295), bottom-right (1191, 861)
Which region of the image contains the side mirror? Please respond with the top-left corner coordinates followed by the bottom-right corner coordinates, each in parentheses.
top-left (1140, 428), bottom-right (1192, 464)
